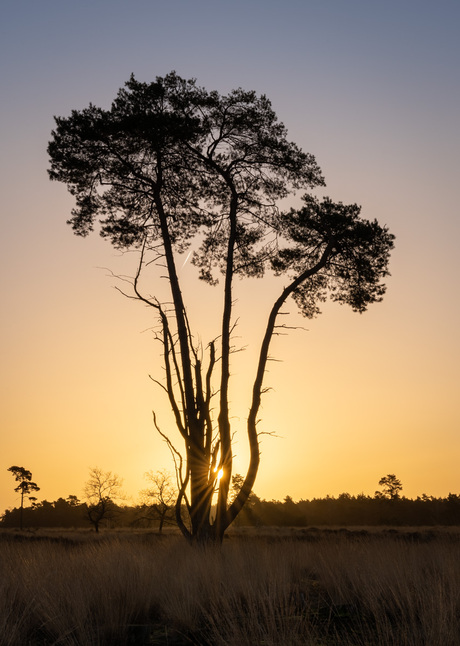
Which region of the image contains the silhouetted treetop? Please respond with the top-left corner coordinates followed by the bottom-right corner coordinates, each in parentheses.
top-left (48, 72), bottom-right (323, 267)
top-left (376, 474), bottom-right (403, 500)
top-left (272, 195), bottom-right (395, 316)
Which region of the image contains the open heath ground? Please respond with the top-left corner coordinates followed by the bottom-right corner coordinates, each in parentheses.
top-left (1, 527), bottom-right (459, 645)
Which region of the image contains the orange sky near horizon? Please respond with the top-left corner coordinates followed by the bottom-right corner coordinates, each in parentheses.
top-left (1, 1), bottom-right (459, 514)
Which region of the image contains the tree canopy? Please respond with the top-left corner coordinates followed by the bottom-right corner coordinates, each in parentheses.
top-left (48, 72), bottom-right (395, 543)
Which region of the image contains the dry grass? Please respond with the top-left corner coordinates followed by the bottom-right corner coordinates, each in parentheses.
top-left (0, 528), bottom-right (459, 645)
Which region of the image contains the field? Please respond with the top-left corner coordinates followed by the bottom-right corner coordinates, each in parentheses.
top-left (1, 527), bottom-right (459, 645)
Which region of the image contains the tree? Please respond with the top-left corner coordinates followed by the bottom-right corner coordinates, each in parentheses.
top-left (139, 470), bottom-right (177, 533)
top-left (7, 466), bottom-right (40, 530)
top-left (84, 467), bottom-right (123, 532)
top-left (376, 474), bottom-right (403, 500)
top-left (66, 494), bottom-right (81, 506)
top-left (230, 473), bottom-right (260, 526)
top-left (48, 72), bottom-right (395, 544)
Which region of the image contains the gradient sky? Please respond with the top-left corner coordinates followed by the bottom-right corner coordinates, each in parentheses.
top-left (1, 1), bottom-right (459, 514)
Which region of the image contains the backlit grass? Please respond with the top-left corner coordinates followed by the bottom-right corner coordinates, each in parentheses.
top-left (0, 528), bottom-right (459, 645)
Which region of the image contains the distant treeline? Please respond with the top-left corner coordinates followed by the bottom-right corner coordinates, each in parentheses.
top-left (2, 492), bottom-right (460, 530)
top-left (242, 493), bottom-right (460, 527)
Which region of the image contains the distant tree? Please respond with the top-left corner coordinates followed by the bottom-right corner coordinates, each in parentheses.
top-left (66, 494), bottom-right (81, 506)
top-left (376, 474), bottom-right (403, 500)
top-left (230, 473), bottom-right (245, 502)
top-left (230, 473), bottom-right (260, 525)
top-left (84, 467), bottom-right (123, 532)
top-left (7, 466), bottom-right (40, 530)
top-left (48, 72), bottom-right (395, 544)
top-left (230, 473), bottom-right (260, 505)
top-left (139, 470), bottom-right (177, 533)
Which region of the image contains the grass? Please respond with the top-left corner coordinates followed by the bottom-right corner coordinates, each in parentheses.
top-left (0, 527), bottom-right (459, 645)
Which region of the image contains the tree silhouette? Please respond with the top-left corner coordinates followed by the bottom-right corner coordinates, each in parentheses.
top-left (230, 473), bottom-right (260, 526)
top-left (48, 72), bottom-right (395, 543)
top-left (66, 494), bottom-right (81, 506)
top-left (7, 466), bottom-right (40, 530)
top-left (376, 474), bottom-right (403, 500)
top-left (139, 470), bottom-right (177, 533)
top-left (84, 467), bottom-right (123, 532)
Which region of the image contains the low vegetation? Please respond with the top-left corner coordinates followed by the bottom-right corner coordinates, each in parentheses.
top-left (1, 528), bottom-right (459, 645)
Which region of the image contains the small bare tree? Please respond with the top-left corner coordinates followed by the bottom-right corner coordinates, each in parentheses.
top-left (139, 470), bottom-right (177, 533)
top-left (84, 467), bottom-right (123, 532)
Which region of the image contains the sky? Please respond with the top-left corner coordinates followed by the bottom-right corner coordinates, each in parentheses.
top-left (1, 0), bottom-right (459, 514)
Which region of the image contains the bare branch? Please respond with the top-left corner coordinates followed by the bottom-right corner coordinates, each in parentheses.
top-left (152, 411), bottom-right (192, 539)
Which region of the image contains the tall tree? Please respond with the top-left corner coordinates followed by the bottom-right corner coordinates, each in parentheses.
top-left (48, 72), bottom-right (394, 543)
top-left (7, 466), bottom-right (40, 530)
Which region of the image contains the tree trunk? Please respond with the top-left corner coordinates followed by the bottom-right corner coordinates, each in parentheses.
top-left (19, 490), bottom-right (24, 531)
top-left (188, 444), bottom-right (215, 542)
